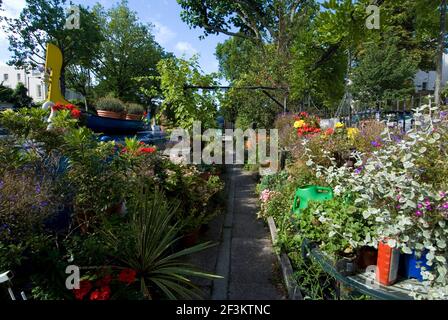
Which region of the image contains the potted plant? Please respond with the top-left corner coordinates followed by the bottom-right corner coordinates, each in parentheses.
top-left (125, 103), bottom-right (145, 121)
top-left (95, 97), bottom-right (126, 119)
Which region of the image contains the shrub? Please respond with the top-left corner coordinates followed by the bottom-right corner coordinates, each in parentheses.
top-left (104, 186), bottom-right (220, 299)
top-left (126, 103), bottom-right (145, 116)
top-left (95, 97), bottom-right (126, 113)
top-left (0, 169), bottom-right (62, 242)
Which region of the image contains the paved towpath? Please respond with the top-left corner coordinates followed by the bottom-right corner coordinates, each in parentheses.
top-left (188, 166), bottom-right (286, 300)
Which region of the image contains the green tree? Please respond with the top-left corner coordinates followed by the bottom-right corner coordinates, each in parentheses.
top-left (351, 37), bottom-right (418, 102)
top-left (11, 83), bottom-right (33, 108)
top-left (93, 1), bottom-right (165, 102)
top-left (0, 84), bottom-right (14, 103)
top-left (0, 0), bottom-right (103, 95)
top-left (154, 56), bottom-right (218, 130)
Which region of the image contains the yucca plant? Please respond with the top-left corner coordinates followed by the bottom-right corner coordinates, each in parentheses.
top-left (104, 184), bottom-right (221, 300)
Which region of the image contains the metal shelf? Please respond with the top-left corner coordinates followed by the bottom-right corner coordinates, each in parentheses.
top-left (304, 241), bottom-right (422, 300)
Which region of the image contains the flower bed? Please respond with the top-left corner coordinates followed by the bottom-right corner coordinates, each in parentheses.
top-left (258, 106), bottom-right (448, 300)
top-left (0, 105), bottom-right (224, 300)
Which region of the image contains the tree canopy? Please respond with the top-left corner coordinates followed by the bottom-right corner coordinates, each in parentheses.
top-left (0, 0), bottom-right (103, 95)
top-left (92, 1), bottom-right (167, 102)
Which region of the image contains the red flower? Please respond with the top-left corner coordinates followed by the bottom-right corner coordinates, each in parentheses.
top-left (52, 102), bottom-right (65, 111)
top-left (118, 268), bottom-right (137, 284)
top-left (121, 147), bottom-right (128, 154)
top-left (299, 112), bottom-right (309, 118)
top-left (89, 286), bottom-right (111, 301)
top-left (73, 280), bottom-right (92, 300)
top-left (138, 147), bottom-right (156, 154)
top-left (65, 104), bottom-right (76, 111)
top-left (71, 109), bottom-right (81, 118)
top-left (325, 128), bottom-right (335, 135)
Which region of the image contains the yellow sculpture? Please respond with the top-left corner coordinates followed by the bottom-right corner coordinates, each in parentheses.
top-left (44, 43), bottom-right (70, 106)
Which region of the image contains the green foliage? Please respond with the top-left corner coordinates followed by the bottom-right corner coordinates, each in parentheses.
top-left (11, 83), bottom-right (33, 107)
top-left (126, 103), bottom-right (145, 116)
top-left (351, 37), bottom-right (418, 102)
top-left (0, 83), bottom-right (33, 107)
top-left (155, 56), bottom-right (218, 130)
top-left (93, 0), bottom-right (165, 102)
top-left (95, 97), bottom-right (126, 113)
top-left (104, 186), bottom-right (220, 300)
top-left (0, 84), bottom-right (14, 103)
top-left (0, 0), bottom-right (103, 94)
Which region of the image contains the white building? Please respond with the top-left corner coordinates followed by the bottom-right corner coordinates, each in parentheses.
top-left (414, 53), bottom-right (448, 93)
top-left (0, 65), bottom-right (83, 104)
top-left (0, 65), bottom-right (47, 102)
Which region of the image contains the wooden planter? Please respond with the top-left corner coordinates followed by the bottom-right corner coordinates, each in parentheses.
top-left (125, 114), bottom-right (143, 121)
top-left (97, 110), bottom-right (125, 120)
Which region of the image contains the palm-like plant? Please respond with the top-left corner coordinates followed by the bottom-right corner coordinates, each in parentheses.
top-left (105, 184), bottom-right (221, 300)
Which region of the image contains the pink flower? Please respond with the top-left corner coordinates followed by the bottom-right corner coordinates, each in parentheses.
top-left (415, 210), bottom-right (423, 217)
top-left (260, 189), bottom-right (272, 203)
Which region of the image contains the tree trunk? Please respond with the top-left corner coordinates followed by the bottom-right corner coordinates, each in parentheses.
top-left (60, 64), bottom-right (67, 97)
top-left (435, 0), bottom-right (446, 108)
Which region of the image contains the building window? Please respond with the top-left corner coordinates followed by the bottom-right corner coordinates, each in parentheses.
top-left (3, 74), bottom-right (8, 81)
top-left (17, 73), bottom-right (21, 81)
top-left (37, 85), bottom-right (42, 98)
top-left (422, 82), bottom-right (427, 91)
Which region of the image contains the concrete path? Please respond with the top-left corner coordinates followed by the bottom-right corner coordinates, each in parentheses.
top-left (193, 166), bottom-right (285, 300)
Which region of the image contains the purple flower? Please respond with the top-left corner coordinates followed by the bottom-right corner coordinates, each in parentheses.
top-left (417, 203), bottom-right (423, 209)
top-left (354, 166), bottom-right (363, 175)
top-left (35, 185), bottom-right (41, 194)
top-left (396, 205), bottom-right (401, 210)
top-left (39, 201), bottom-right (49, 208)
top-left (371, 141), bottom-right (382, 148)
top-left (442, 202), bottom-right (448, 210)
top-left (440, 192), bottom-right (447, 198)
top-left (415, 210), bottom-right (423, 217)
top-left (440, 111), bottom-right (448, 119)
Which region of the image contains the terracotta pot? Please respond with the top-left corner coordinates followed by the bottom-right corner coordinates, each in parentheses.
top-left (125, 114), bottom-right (143, 121)
top-left (182, 228), bottom-right (200, 247)
top-left (97, 110), bottom-right (125, 119)
top-left (356, 246), bottom-right (378, 270)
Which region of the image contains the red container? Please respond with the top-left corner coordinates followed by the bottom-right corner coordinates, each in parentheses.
top-left (376, 240), bottom-right (400, 286)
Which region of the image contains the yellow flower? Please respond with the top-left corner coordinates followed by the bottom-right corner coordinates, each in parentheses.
top-left (335, 122), bottom-right (345, 129)
top-left (347, 127), bottom-right (359, 141)
top-left (294, 120), bottom-right (305, 128)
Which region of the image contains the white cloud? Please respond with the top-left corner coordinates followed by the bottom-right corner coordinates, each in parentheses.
top-left (174, 41), bottom-right (198, 57)
top-left (153, 22), bottom-right (176, 46)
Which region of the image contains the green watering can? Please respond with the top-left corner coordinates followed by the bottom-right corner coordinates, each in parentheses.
top-left (292, 185), bottom-right (334, 215)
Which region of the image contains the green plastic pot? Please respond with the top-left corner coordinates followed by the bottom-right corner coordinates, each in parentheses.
top-left (292, 185), bottom-right (334, 215)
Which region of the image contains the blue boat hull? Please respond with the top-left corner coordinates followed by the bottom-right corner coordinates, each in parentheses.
top-left (86, 114), bottom-right (145, 134)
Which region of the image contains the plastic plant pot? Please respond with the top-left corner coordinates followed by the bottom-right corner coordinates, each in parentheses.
top-left (376, 240), bottom-right (400, 286)
top-left (401, 250), bottom-right (432, 282)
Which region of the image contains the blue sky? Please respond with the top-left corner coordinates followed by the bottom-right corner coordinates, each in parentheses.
top-left (0, 0), bottom-right (229, 74)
